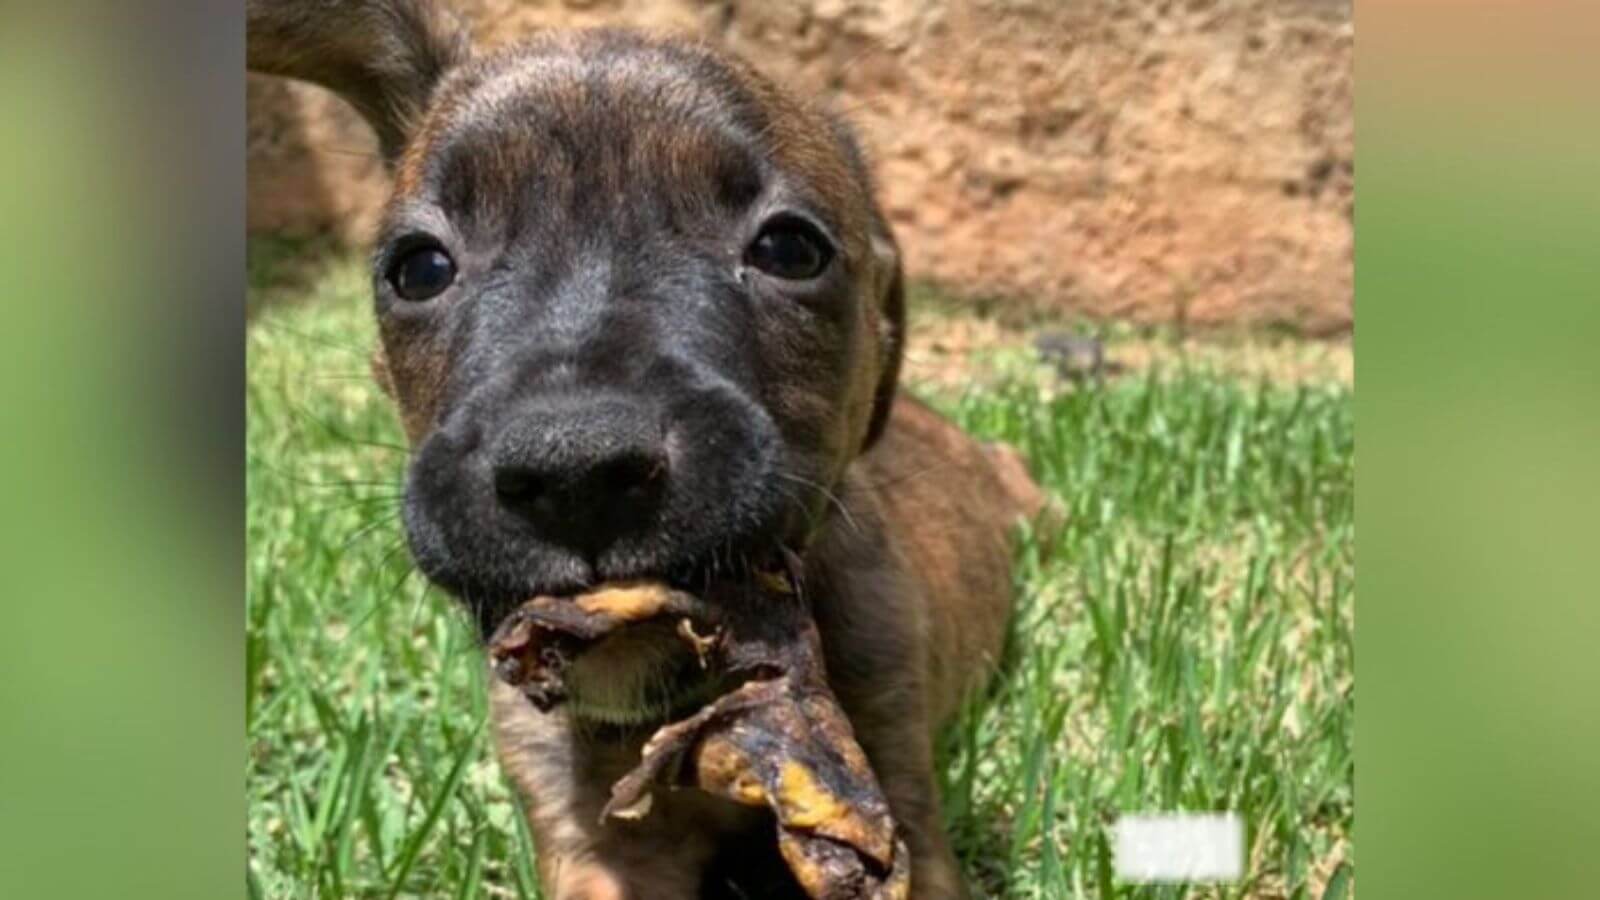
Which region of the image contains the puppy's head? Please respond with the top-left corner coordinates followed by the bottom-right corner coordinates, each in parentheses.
top-left (252, 4), bottom-right (904, 642)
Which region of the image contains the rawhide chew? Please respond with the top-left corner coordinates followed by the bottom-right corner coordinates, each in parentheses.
top-left (488, 575), bottom-right (909, 899)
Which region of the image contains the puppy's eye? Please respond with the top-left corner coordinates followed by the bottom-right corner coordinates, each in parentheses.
top-left (746, 220), bottom-right (833, 280)
top-left (388, 244), bottom-right (456, 301)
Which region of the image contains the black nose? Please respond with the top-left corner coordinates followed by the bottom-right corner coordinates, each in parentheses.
top-left (489, 397), bottom-right (668, 558)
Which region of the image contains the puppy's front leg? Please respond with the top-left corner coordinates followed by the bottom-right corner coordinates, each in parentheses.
top-left (488, 680), bottom-right (725, 899)
top-left (809, 547), bottom-right (975, 899)
top-left (836, 661), bottom-right (972, 900)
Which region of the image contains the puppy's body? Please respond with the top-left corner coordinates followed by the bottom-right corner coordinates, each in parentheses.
top-left (492, 396), bottom-right (1041, 898)
top-left (489, 395), bottom-right (1036, 890)
top-left (248, 4), bottom-right (1042, 897)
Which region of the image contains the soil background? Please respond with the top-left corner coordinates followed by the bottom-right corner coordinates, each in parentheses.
top-left (247, 0), bottom-right (1353, 334)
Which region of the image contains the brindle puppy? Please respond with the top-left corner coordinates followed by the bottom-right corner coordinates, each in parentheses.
top-left (249, 2), bottom-right (1044, 897)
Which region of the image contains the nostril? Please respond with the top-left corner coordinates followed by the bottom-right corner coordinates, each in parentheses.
top-left (599, 452), bottom-right (668, 500)
top-left (493, 450), bottom-right (664, 516)
top-left (493, 467), bottom-right (544, 506)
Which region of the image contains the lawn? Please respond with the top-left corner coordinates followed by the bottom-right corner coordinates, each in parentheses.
top-left (246, 248), bottom-right (1354, 899)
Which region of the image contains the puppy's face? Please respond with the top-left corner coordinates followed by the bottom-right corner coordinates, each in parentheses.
top-left (370, 32), bottom-right (904, 644)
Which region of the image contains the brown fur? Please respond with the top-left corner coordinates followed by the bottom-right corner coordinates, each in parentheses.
top-left (248, 3), bottom-right (1044, 896)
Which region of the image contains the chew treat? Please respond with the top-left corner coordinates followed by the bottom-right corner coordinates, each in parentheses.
top-left (605, 579), bottom-right (911, 900)
top-left (486, 581), bottom-right (706, 711)
top-left (488, 575), bottom-right (910, 900)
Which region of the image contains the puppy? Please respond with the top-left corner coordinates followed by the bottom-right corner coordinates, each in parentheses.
top-left (249, 2), bottom-right (1044, 896)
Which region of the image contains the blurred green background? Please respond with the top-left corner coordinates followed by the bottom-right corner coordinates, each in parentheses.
top-left (1358, 3), bottom-right (1600, 898)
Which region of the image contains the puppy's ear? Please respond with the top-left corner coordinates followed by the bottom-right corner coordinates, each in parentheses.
top-left (861, 232), bottom-right (906, 452)
top-left (247, 0), bottom-right (470, 162)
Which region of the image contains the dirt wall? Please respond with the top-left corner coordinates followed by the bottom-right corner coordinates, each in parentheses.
top-left (247, 0), bottom-right (1353, 333)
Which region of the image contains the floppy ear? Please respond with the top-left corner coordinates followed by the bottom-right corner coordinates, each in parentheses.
top-left (247, 0), bottom-right (470, 163)
top-left (861, 232), bottom-right (906, 452)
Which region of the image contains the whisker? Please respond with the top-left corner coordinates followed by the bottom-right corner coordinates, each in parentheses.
top-left (776, 472), bottom-right (861, 536)
top-left (337, 510), bottom-right (404, 553)
top-left (773, 481), bottom-right (820, 544)
top-left (343, 537), bottom-right (418, 634)
top-left (295, 419), bottom-right (410, 456)
top-left (863, 459), bottom-right (959, 493)
top-left (305, 371), bottom-right (385, 383)
top-left (253, 321), bottom-right (374, 357)
top-left (296, 144), bottom-right (384, 161)
top-left (253, 461), bottom-right (405, 493)
top-left (306, 492), bottom-right (406, 510)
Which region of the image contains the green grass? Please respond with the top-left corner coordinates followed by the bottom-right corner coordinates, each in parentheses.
top-left (246, 251), bottom-right (1353, 899)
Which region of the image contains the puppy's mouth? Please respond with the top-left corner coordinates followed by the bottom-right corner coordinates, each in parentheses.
top-left (459, 537), bottom-right (793, 628)
top-left (485, 556), bottom-right (791, 726)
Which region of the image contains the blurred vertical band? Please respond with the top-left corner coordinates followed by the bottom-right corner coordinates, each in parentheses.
top-left (1360, 1), bottom-right (1600, 898)
top-left (0, 2), bottom-right (242, 898)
